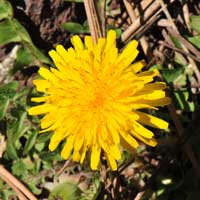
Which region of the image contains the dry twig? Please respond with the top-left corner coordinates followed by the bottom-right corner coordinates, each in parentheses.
top-left (122, 0), bottom-right (161, 42)
top-left (0, 165), bottom-right (37, 200)
top-left (83, 0), bottom-right (102, 43)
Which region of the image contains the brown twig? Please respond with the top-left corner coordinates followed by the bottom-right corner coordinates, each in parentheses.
top-left (83, 0), bottom-right (102, 43)
top-left (123, 0), bottom-right (149, 55)
top-left (0, 165), bottom-right (38, 200)
top-left (1, 173), bottom-right (28, 200)
top-left (159, 0), bottom-right (200, 83)
top-left (134, 191), bottom-right (145, 200)
top-left (122, 0), bottom-right (161, 42)
top-left (167, 28), bottom-right (200, 60)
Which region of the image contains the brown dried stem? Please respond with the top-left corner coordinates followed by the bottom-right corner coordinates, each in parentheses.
top-left (0, 165), bottom-right (37, 200)
top-left (83, 0), bottom-right (102, 43)
top-left (122, 0), bottom-right (161, 42)
top-left (123, 0), bottom-right (149, 55)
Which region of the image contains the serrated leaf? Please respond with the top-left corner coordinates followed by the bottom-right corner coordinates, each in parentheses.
top-left (61, 22), bottom-right (89, 34)
top-left (26, 179), bottom-right (42, 195)
top-left (11, 159), bottom-right (27, 177)
top-left (49, 182), bottom-right (81, 200)
top-left (187, 36), bottom-right (200, 49)
top-left (2, 190), bottom-right (15, 200)
top-left (0, 0), bottom-right (13, 20)
top-left (190, 15), bottom-right (200, 33)
top-left (23, 131), bottom-right (38, 154)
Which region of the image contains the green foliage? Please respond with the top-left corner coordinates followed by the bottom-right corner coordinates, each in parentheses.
top-left (0, 1), bottom-right (200, 200)
top-left (190, 15), bottom-right (200, 33)
top-left (0, 0), bottom-right (50, 74)
top-left (187, 36), bottom-right (200, 49)
top-left (61, 22), bottom-right (90, 34)
top-left (0, 0), bottom-right (12, 20)
top-left (49, 182), bottom-right (81, 200)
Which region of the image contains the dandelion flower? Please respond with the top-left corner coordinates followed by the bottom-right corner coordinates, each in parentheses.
top-left (28, 30), bottom-right (170, 170)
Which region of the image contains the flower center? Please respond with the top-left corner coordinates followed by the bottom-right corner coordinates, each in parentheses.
top-left (90, 91), bottom-right (104, 109)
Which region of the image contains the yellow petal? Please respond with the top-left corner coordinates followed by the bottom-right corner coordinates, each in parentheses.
top-left (49, 130), bottom-right (66, 151)
top-left (117, 40), bottom-right (139, 66)
top-left (48, 50), bottom-right (67, 73)
top-left (105, 30), bottom-right (116, 52)
top-left (110, 145), bottom-right (121, 161)
top-left (31, 96), bottom-right (49, 102)
top-left (71, 35), bottom-right (84, 50)
top-left (80, 144), bottom-right (87, 164)
top-left (84, 36), bottom-right (93, 50)
top-left (131, 60), bottom-right (146, 73)
top-left (28, 104), bottom-right (53, 115)
top-left (135, 111), bottom-right (168, 129)
top-left (131, 131), bottom-right (157, 147)
top-left (105, 114), bottom-right (120, 144)
top-left (56, 45), bottom-right (71, 62)
top-left (140, 97), bottom-right (171, 107)
top-left (106, 153), bottom-right (117, 171)
top-left (90, 144), bottom-right (101, 170)
top-left (72, 151), bottom-right (81, 162)
top-left (33, 80), bottom-right (51, 92)
top-left (120, 131), bottom-right (139, 149)
top-left (132, 121), bottom-right (154, 139)
top-left (61, 135), bottom-right (75, 159)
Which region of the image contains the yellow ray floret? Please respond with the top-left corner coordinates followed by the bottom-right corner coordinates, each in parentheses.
top-left (28, 30), bottom-right (170, 171)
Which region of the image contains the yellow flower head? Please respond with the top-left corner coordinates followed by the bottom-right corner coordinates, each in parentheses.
top-left (28, 30), bottom-right (170, 170)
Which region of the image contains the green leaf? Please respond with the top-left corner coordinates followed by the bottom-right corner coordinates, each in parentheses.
top-left (0, 19), bottom-right (21, 45)
top-left (11, 19), bottom-right (32, 43)
top-left (27, 179), bottom-right (42, 195)
top-left (187, 36), bottom-right (200, 49)
top-left (161, 67), bottom-right (183, 84)
top-left (0, 81), bottom-right (19, 100)
top-left (27, 43), bottom-right (51, 65)
top-left (0, 98), bottom-right (9, 120)
top-left (190, 15), bottom-right (200, 33)
top-left (49, 182), bottom-right (81, 200)
top-left (2, 190), bottom-right (15, 200)
top-left (11, 159), bottom-right (27, 177)
top-left (0, 19), bottom-right (50, 65)
top-left (35, 143), bottom-right (45, 152)
top-left (61, 22), bottom-right (89, 34)
top-left (23, 131), bottom-right (38, 154)
top-left (174, 90), bottom-right (195, 112)
top-left (6, 142), bottom-right (18, 160)
top-left (0, 0), bottom-right (13, 20)
top-left (15, 45), bottom-right (35, 70)
top-left (40, 151), bottom-right (62, 161)
top-left (13, 111), bottom-right (28, 142)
